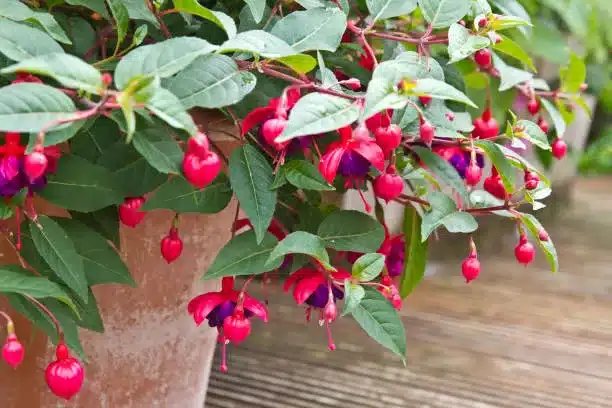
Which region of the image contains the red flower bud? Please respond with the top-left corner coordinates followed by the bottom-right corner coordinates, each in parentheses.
top-left (2, 334), bottom-right (24, 369)
top-left (182, 151), bottom-right (221, 189)
top-left (45, 343), bottom-right (84, 401)
top-left (119, 197), bottom-right (146, 228)
top-left (223, 312), bottom-right (252, 344)
top-left (23, 147), bottom-right (48, 182)
top-left (160, 227), bottom-right (183, 264)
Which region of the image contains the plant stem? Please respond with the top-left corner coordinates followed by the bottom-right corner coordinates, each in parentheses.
top-left (25, 295), bottom-right (63, 344)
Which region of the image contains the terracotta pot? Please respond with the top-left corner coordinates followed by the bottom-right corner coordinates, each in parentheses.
top-left (0, 112), bottom-right (239, 407)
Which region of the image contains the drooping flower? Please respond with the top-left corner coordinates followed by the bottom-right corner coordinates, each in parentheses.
top-left (283, 267), bottom-right (350, 350)
top-left (319, 124), bottom-right (384, 181)
top-left (188, 277), bottom-right (267, 371)
top-left (432, 146), bottom-right (484, 179)
top-left (378, 233), bottom-right (405, 277)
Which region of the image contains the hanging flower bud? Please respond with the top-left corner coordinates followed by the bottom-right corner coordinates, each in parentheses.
top-left (45, 343), bottom-right (84, 401)
top-left (160, 227), bottom-right (183, 264)
top-left (118, 197), bottom-right (146, 228)
top-left (2, 333), bottom-right (24, 369)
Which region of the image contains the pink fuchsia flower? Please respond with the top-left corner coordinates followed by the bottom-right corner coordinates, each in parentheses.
top-left (284, 267), bottom-right (351, 350)
top-left (188, 277), bottom-right (267, 371)
top-left (240, 88), bottom-right (302, 137)
top-left (378, 233), bottom-right (405, 278)
top-left (318, 125), bottom-right (385, 185)
top-left (378, 275), bottom-right (402, 310)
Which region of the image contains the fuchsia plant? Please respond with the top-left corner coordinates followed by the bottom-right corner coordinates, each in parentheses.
top-left (0, 0), bottom-right (591, 399)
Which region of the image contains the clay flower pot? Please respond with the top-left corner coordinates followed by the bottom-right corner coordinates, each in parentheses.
top-left (0, 112), bottom-right (238, 407)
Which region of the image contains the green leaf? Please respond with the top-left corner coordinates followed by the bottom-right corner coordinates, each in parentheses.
top-left (518, 212), bottom-right (559, 273)
top-left (399, 206), bottom-right (427, 298)
top-left (275, 54), bottom-right (318, 74)
top-left (65, 0), bottom-right (110, 20)
top-left (413, 78), bottom-right (476, 107)
top-left (318, 210), bottom-right (385, 252)
top-left (540, 98), bottom-right (566, 138)
top-left (412, 146), bottom-right (468, 199)
top-left (0, 19), bottom-right (63, 62)
top-left (132, 128), bottom-right (183, 174)
top-left (342, 280), bottom-right (365, 316)
top-left (244, 0), bottom-right (266, 23)
top-left (447, 23), bottom-right (490, 63)
top-left (560, 53), bottom-right (586, 93)
top-left (26, 120), bottom-right (86, 152)
top-left (0, 83), bottom-right (77, 133)
top-left (492, 34), bottom-right (536, 72)
top-left (0, 201), bottom-right (13, 220)
top-left (474, 140), bottom-right (516, 192)
top-left (131, 24), bottom-right (148, 47)
top-left (114, 37), bottom-right (217, 89)
top-left (421, 191), bottom-right (477, 240)
top-left (278, 93), bottom-right (360, 142)
top-left (0, 265), bottom-right (76, 310)
top-left (219, 30), bottom-right (298, 58)
top-left (362, 78), bottom-right (410, 120)
top-left (489, 15), bottom-right (531, 32)
top-left (1, 53), bottom-right (103, 94)
top-left (120, 0), bottom-right (159, 26)
top-left (44, 298), bottom-right (87, 359)
top-left (164, 54), bottom-right (257, 109)
top-left (267, 231), bottom-right (334, 270)
top-left (107, 0), bottom-right (129, 47)
top-left (418, 0), bottom-right (471, 28)
top-left (69, 206), bottom-right (120, 248)
top-left (283, 160), bottom-right (335, 191)
top-left (373, 51), bottom-right (445, 83)
top-left (29, 216), bottom-right (87, 302)
top-left (492, 52), bottom-right (532, 91)
top-left (141, 174), bottom-right (233, 214)
top-left (173, 0), bottom-right (237, 38)
top-left (97, 140), bottom-right (166, 197)
top-left (516, 119), bottom-right (550, 150)
top-left (146, 88), bottom-right (197, 136)
top-left (229, 145), bottom-right (276, 243)
top-left (55, 218), bottom-right (135, 287)
top-left (490, 0), bottom-right (531, 36)
top-left (271, 7), bottom-right (346, 53)
top-left (70, 116), bottom-right (122, 163)
top-left (40, 155), bottom-right (124, 212)
top-left (366, 0), bottom-right (417, 21)
top-left (351, 287), bottom-right (406, 359)
top-left (72, 289), bottom-right (103, 332)
top-left (0, 0), bottom-right (71, 44)
top-left (352, 253), bottom-right (385, 282)
top-left (203, 231), bottom-right (282, 279)
top-left (497, 144), bottom-right (550, 187)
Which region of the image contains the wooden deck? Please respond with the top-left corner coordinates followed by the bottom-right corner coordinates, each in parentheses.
top-left (206, 178), bottom-right (612, 408)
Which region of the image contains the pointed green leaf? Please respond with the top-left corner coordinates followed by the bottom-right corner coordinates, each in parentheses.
top-left (69, 206), bottom-right (121, 248)
top-left (351, 287), bottom-right (406, 359)
top-left (229, 145), bottom-right (277, 243)
top-left (72, 289), bottom-right (105, 332)
top-left (164, 54), bottom-right (257, 109)
top-left (274, 54), bottom-right (317, 74)
top-left (244, 0), bottom-right (266, 23)
top-left (492, 34), bottom-right (536, 72)
top-left (141, 174), bottom-right (233, 214)
top-left (412, 146), bottom-right (468, 199)
top-left (413, 78), bottom-right (476, 107)
top-left (367, 0), bottom-right (417, 21)
top-left (352, 253), bottom-right (385, 282)
top-left (29, 217), bottom-right (87, 302)
top-left (173, 0), bottom-right (237, 38)
top-left (318, 210), bottom-right (385, 252)
top-left (475, 140), bottom-right (517, 192)
top-left (114, 37), bottom-right (217, 89)
top-left (0, 83), bottom-right (77, 133)
top-left (266, 231), bottom-right (333, 270)
top-left (342, 280), bottom-right (365, 315)
top-left (2, 53), bottom-right (103, 94)
top-left (40, 155), bottom-right (124, 212)
top-left (421, 191), bottom-right (477, 241)
top-left (0, 19), bottom-right (64, 62)
top-left (0, 0), bottom-right (70, 44)
top-left (107, 0), bottom-right (129, 47)
top-left (540, 98), bottom-right (566, 138)
top-left (203, 231), bottom-right (282, 279)
top-left (132, 128), bottom-right (183, 174)
top-left (489, 15), bottom-right (531, 32)
top-left (447, 23), bottom-right (490, 63)
top-left (418, 0), bottom-right (471, 28)
top-left (560, 53), bottom-right (586, 94)
top-left (399, 206), bottom-right (428, 298)
top-left (492, 52), bottom-right (532, 91)
top-left (278, 93), bottom-right (360, 142)
top-left (0, 265), bottom-right (76, 311)
top-left (219, 30), bottom-right (297, 58)
top-left (283, 160), bottom-right (335, 191)
top-left (516, 119), bottom-right (550, 150)
top-left (271, 7), bottom-right (347, 53)
top-left (146, 88), bottom-right (197, 135)
top-left (362, 78), bottom-right (410, 120)
top-left (55, 218), bottom-right (135, 287)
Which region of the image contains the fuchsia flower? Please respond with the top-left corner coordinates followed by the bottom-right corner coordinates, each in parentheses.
top-left (378, 233), bottom-right (405, 278)
top-left (240, 88), bottom-right (301, 139)
top-left (318, 125), bottom-right (384, 184)
top-left (284, 267), bottom-right (350, 350)
top-left (188, 277), bottom-right (267, 371)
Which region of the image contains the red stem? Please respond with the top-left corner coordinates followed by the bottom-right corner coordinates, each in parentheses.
top-left (25, 295), bottom-right (63, 343)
